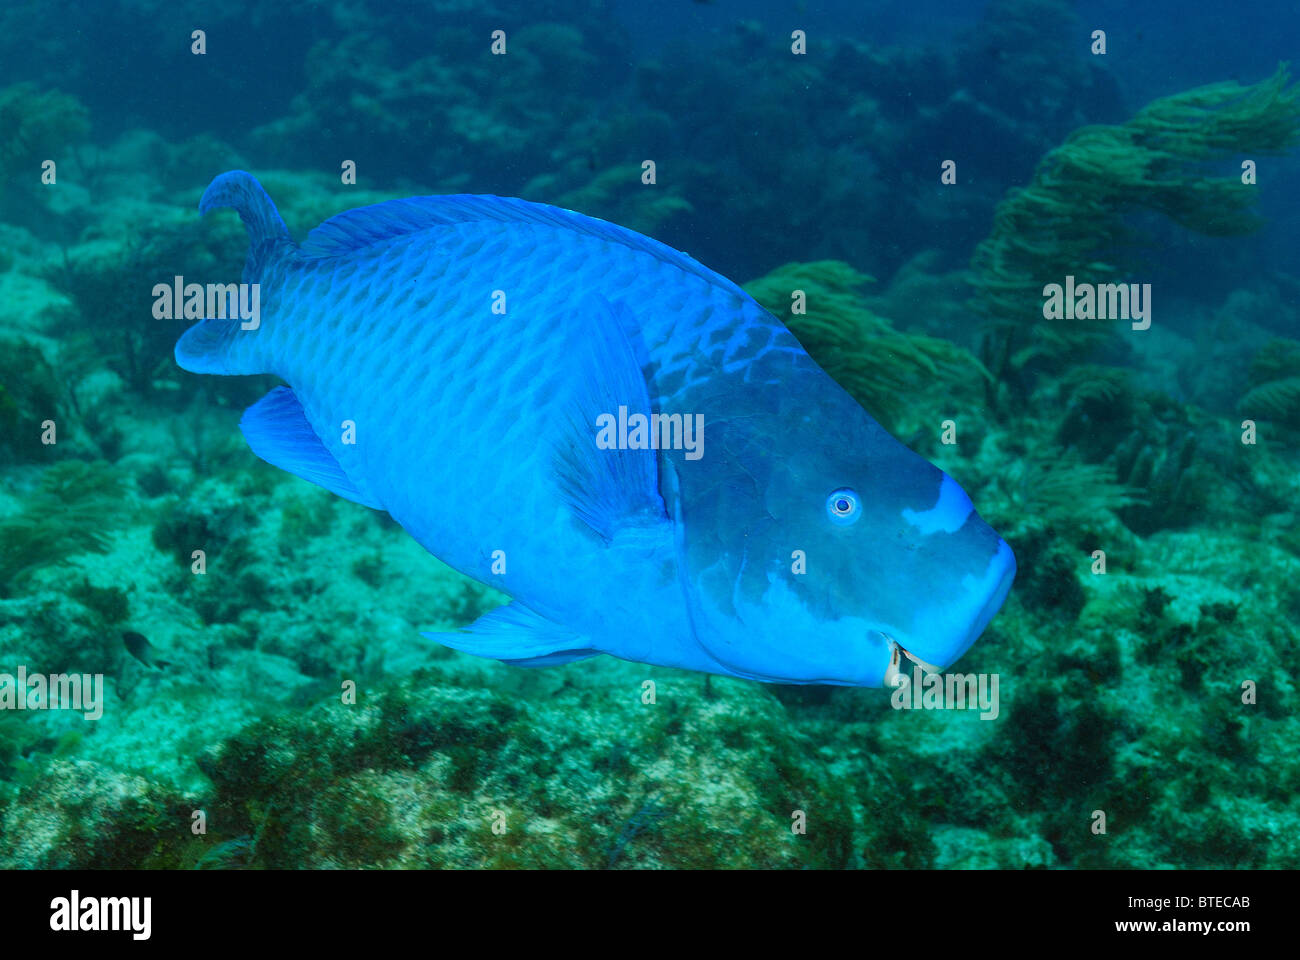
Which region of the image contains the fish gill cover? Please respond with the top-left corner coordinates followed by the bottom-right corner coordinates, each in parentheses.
top-left (0, 0), bottom-right (1295, 884)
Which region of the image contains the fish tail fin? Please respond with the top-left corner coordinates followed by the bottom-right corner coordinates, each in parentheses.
top-left (199, 170), bottom-right (293, 277)
top-left (176, 171), bottom-right (292, 376)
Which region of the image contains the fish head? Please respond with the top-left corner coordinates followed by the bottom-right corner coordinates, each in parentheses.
top-left (674, 388), bottom-right (1015, 687)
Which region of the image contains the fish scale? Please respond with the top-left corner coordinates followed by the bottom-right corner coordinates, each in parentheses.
top-left (289, 241), bottom-right (616, 579)
top-left (177, 170), bottom-right (1016, 685)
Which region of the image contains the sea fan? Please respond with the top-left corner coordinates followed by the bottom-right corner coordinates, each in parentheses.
top-left (994, 451), bottom-right (1143, 536)
top-left (0, 461), bottom-right (126, 595)
top-left (971, 64), bottom-right (1300, 376)
top-left (1059, 365), bottom-right (1133, 408)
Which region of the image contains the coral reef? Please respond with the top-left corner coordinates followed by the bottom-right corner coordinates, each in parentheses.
top-left (0, 82), bottom-right (89, 227)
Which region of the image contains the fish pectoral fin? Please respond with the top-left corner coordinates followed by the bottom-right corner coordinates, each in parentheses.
top-left (553, 295), bottom-right (669, 542)
top-left (422, 602), bottom-right (599, 668)
top-left (239, 386), bottom-right (383, 509)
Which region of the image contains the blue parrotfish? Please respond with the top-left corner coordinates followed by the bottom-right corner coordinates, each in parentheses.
top-left (176, 170), bottom-right (1015, 687)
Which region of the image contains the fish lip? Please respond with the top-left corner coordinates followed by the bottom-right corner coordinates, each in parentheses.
top-left (880, 633), bottom-right (941, 688)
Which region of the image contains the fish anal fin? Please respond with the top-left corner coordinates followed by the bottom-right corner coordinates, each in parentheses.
top-left (422, 603), bottom-right (597, 667)
top-left (501, 650), bottom-right (600, 668)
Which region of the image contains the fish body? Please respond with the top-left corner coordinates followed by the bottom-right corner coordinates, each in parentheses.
top-left (123, 631), bottom-right (169, 669)
top-left (176, 171), bottom-right (1015, 686)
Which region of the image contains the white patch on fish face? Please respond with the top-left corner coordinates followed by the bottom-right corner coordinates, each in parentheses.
top-left (685, 562), bottom-right (896, 685)
top-left (901, 474), bottom-right (974, 536)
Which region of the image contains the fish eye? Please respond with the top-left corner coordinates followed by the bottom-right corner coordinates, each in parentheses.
top-left (826, 488), bottom-right (860, 526)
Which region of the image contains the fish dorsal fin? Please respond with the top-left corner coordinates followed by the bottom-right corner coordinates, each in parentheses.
top-left (300, 193), bottom-right (748, 298)
top-left (239, 387), bottom-right (382, 510)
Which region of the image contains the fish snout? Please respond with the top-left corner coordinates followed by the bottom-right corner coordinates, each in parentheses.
top-left (882, 536), bottom-right (1016, 685)
top-left (969, 538), bottom-right (1017, 646)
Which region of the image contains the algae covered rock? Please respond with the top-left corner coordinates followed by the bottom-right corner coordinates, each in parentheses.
top-left (191, 670), bottom-right (869, 869)
top-left (0, 757), bottom-right (195, 869)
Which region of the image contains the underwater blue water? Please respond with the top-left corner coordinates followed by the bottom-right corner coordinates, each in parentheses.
top-left (0, 0), bottom-right (1296, 872)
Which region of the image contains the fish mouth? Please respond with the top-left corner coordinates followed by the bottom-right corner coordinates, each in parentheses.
top-left (881, 633), bottom-right (941, 688)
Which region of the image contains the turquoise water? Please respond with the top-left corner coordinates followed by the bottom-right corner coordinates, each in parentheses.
top-left (0, 0), bottom-right (1296, 869)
